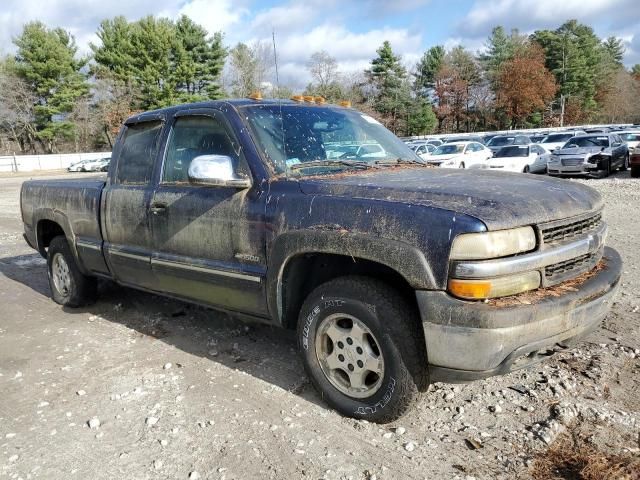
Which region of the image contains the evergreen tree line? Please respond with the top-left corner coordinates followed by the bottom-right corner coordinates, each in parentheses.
top-left (1, 16), bottom-right (639, 154)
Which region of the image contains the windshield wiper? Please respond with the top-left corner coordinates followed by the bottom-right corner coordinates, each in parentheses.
top-left (373, 158), bottom-right (429, 166)
top-left (288, 159), bottom-right (377, 172)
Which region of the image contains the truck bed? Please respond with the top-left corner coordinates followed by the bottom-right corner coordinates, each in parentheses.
top-left (21, 177), bottom-right (106, 269)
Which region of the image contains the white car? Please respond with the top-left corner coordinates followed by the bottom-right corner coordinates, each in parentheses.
top-left (67, 159), bottom-right (92, 172)
top-left (488, 144), bottom-right (550, 173)
top-left (619, 131), bottom-right (640, 152)
top-left (423, 141), bottom-right (492, 169)
top-left (412, 143), bottom-right (436, 159)
top-left (81, 157), bottom-right (111, 172)
top-left (540, 131), bottom-right (586, 152)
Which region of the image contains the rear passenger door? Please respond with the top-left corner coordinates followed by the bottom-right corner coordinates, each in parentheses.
top-left (102, 118), bottom-right (164, 289)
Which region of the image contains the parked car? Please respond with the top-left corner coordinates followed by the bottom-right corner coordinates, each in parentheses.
top-left (67, 159), bottom-right (92, 172)
top-left (529, 134), bottom-right (547, 144)
top-left (488, 144), bottom-right (549, 173)
top-left (619, 131), bottom-right (640, 150)
top-left (547, 133), bottom-right (629, 177)
top-left (443, 135), bottom-right (486, 145)
top-left (623, 131), bottom-right (640, 178)
top-left (486, 135), bottom-right (532, 155)
top-left (540, 131), bottom-right (587, 152)
top-left (412, 143), bottom-right (436, 159)
top-left (328, 143), bottom-right (387, 159)
top-left (423, 141), bottom-right (492, 168)
top-left (82, 157), bottom-right (111, 172)
top-left (20, 99), bottom-right (622, 423)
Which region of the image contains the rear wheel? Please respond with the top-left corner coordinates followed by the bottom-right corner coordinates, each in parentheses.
top-left (47, 236), bottom-right (97, 307)
top-left (459, 162), bottom-right (465, 169)
top-left (297, 276), bottom-right (426, 423)
top-left (523, 165), bottom-right (530, 173)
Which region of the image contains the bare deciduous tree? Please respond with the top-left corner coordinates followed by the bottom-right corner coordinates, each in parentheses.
top-left (307, 51), bottom-right (338, 94)
top-left (0, 68), bottom-right (38, 154)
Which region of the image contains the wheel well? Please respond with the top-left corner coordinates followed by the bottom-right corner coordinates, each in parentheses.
top-left (37, 220), bottom-right (65, 256)
top-left (280, 253), bottom-right (417, 330)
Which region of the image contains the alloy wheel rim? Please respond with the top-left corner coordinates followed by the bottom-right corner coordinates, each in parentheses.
top-left (52, 253), bottom-right (71, 296)
top-left (315, 313), bottom-right (384, 399)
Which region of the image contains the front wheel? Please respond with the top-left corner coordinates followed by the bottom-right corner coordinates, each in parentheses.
top-left (297, 276), bottom-right (426, 423)
top-left (631, 165), bottom-right (640, 178)
top-left (523, 165), bottom-right (530, 173)
top-left (459, 162), bottom-right (465, 169)
top-left (47, 236), bottom-right (97, 307)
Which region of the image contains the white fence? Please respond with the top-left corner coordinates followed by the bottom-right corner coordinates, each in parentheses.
top-left (0, 152), bottom-right (111, 173)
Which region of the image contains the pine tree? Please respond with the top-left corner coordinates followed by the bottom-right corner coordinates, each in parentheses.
top-left (13, 21), bottom-right (88, 152)
top-left (366, 41), bottom-right (410, 133)
top-left (92, 15), bottom-right (226, 110)
top-left (532, 20), bottom-right (603, 117)
top-left (414, 45), bottom-right (445, 95)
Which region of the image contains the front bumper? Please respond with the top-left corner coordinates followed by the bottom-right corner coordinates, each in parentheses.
top-left (417, 246), bottom-right (622, 383)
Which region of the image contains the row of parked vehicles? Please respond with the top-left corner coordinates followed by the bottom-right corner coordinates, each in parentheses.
top-left (67, 156), bottom-right (111, 172)
top-left (404, 128), bottom-right (640, 178)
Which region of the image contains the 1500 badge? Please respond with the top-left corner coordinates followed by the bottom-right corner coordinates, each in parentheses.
top-left (234, 253), bottom-right (261, 263)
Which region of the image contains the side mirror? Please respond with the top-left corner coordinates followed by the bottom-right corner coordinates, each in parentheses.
top-left (188, 155), bottom-right (251, 189)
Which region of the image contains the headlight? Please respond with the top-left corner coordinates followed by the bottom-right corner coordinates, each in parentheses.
top-left (450, 226), bottom-right (536, 260)
top-left (448, 271), bottom-right (541, 299)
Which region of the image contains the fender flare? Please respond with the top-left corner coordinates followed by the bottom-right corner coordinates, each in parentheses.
top-left (33, 209), bottom-right (87, 274)
top-left (266, 230), bottom-right (437, 324)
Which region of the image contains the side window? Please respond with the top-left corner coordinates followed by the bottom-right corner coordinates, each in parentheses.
top-left (116, 121), bottom-right (163, 185)
top-left (163, 115), bottom-right (241, 184)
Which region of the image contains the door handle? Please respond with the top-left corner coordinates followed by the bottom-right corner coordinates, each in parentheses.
top-left (149, 202), bottom-right (167, 215)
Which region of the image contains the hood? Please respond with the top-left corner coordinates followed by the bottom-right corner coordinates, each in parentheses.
top-left (299, 168), bottom-right (601, 230)
top-left (425, 154), bottom-right (461, 162)
top-left (541, 142), bottom-right (565, 150)
top-left (555, 146), bottom-right (608, 156)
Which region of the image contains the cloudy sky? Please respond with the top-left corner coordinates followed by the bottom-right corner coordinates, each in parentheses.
top-left (1, 0), bottom-right (639, 88)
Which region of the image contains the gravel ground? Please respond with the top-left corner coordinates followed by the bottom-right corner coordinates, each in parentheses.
top-left (0, 170), bottom-right (638, 480)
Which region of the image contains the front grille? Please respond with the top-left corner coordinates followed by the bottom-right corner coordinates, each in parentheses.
top-left (541, 213), bottom-right (602, 244)
top-left (545, 253), bottom-right (595, 278)
top-left (561, 158), bottom-right (583, 166)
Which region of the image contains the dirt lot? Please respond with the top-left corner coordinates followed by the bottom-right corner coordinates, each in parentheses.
top-left (0, 170), bottom-right (638, 480)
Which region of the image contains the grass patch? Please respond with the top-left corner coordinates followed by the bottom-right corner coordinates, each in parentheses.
top-left (530, 430), bottom-right (640, 479)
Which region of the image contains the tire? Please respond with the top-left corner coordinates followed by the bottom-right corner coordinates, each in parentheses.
top-left (620, 154), bottom-right (629, 171)
top-left (459, 162), bottom-right (465, 169)
top-left (297, 276), bottom-right (426, 423)
top-left (631, 165), bottom-right (640, 178)
top-left (523, 165), bottom-right (530, 173)
top-left (47, 236), bottom-right (97, 307)
top-left (600, 159), bottom-right (611, 178)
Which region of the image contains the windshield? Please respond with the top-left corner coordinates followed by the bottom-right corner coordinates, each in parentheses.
top-left (495, 146), bottom-right (529, 157)
top-left (621, 133), bottom-right (640, 142)
top-left (241, 104), bottom-right (417, 175)
top-left (488, 136), bottom-right (516, 147)
top-left (563, 136), bottom-right (609, 148)
top-left (432, 144), bottom-right (464, 155)
top-left (543, 133), bottom-right (573, 143)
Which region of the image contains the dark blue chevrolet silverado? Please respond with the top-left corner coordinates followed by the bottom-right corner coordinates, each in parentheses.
top-left (20, 99), bottom-right (622, 422)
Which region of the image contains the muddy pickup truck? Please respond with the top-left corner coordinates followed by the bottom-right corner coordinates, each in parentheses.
top-left (20, 99), bottom-right (622, 422)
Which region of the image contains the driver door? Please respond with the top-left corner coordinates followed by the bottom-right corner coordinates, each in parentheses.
top-left (149, 109), bottom-right (267, 315)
